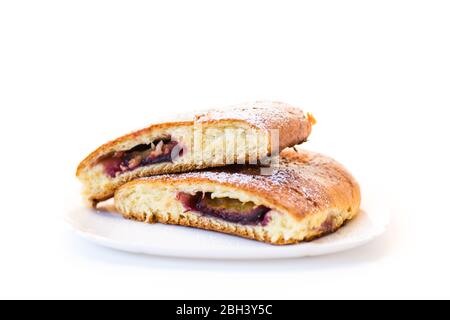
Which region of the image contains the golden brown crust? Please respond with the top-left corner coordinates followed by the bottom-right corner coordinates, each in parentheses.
top-left (76, 101), bottom-right (312, 176)
top-left (120, 147), bottom-right (361, 221)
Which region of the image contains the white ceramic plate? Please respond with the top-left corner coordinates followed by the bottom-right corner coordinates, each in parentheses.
top-left (66, 185), bottom-right (389, 259)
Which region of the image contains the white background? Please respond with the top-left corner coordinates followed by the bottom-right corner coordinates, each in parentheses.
top-left (1, 1), bottom-right (449, 299)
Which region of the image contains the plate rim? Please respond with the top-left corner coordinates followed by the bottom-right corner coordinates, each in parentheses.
top-left (65, 188), bottom-right (390, 260)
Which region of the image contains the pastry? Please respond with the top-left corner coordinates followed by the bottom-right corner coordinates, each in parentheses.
top-left (76, 101), bottom-right (313, 204)
top-left (114, 147), bottom-right (360, 245)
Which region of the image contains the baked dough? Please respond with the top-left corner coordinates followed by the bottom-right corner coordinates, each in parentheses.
top-left (114, 147), bottom-right (361, 245)
top-left (77, 101), bottom-right (313, 204)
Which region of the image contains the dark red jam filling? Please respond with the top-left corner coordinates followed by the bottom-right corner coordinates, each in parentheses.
top-left (100, 138), bottom-right (182, 178)
top-left (177, 192), bottom-right (271, 226)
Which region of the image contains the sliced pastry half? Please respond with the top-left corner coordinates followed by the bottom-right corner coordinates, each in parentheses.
top-left (114, 148), bottom-right (361, 245)
top-left (77, 101), bottom-right (313, 204)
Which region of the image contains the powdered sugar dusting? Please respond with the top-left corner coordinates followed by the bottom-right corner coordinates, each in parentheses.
top-left (194, 101), bottom-right (306, 129)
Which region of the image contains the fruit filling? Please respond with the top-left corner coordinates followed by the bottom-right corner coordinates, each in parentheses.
top-left (177, 192), bottom-right (271, 225)
top-left (99, 138), bottom-right (182, 178)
